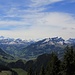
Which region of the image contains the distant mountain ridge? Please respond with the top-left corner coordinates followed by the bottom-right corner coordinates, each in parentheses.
top-left (0, 36), bottom-right (34, 45)
top-left (37, 37), bottom-right (75, 45)
top-left (0, 36), bottom-right (75, 59)
top-left (0, 36), bottom-right (75, 45)
top-left (20, 37), bottom-right (75, 59)
top-left (0, 36), bottom-right (35, 57)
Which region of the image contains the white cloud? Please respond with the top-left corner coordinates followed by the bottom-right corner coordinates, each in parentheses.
top-left (0, 11), bottom-right (75, 39)
top-left (30, 0), bottom-right (63, 7)
top-left (0, 0), bottom-right (75, 40)
top-left (35, 12), bottom-right (75, 28)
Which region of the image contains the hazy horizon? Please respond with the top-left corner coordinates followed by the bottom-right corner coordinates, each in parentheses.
top-left (0, 0), bottom-right (75, 40)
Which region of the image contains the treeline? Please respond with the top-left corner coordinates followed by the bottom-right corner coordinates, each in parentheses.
top-left (0, 64), bottom-right (18, 75)
top-left (27, 46), bottom-right (75, 75)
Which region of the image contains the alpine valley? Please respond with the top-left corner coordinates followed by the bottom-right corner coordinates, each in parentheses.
top-left (0, 36), bottom-right (75, 59)
top-left (0, 36), bottom-right (75, 75)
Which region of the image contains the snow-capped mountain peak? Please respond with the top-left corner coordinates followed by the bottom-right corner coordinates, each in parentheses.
top-left (0, 36), bottom-right (5, 39)
top-left (0, 36), bottom-right (34, 45)
top-left (43, 38), bottom-right (50, 43)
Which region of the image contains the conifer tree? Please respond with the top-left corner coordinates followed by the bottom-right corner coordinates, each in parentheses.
top-left (62, 46), bottom-right (75, 75)
top-left (27, 68), bottom-right (33, 75)
top-left (46, 52), bottom-right (60, 75)
top-left (39, 66), bottom-right (45, 75)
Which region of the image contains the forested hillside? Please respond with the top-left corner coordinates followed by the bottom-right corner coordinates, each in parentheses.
top-left (27, 46), bottom-right (75, 75)
top-left (0, 46), bottom-right (75, 75)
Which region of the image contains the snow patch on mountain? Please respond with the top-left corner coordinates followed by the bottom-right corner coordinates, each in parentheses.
top-left (0, 36), bottom-right (34, 45)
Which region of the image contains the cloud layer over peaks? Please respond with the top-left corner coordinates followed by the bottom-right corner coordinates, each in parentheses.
top-left (0, 0), bottom-right (75, 39)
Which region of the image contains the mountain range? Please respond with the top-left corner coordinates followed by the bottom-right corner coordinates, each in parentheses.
top-left (0, 36), bottom-right (75, 75)
top-left (0, 36), bottom-right (34, 45)
top-left (0, 36), bottom-right (75, 59)
top-left (19, 37), bottom-right (75, 59)
top-left (0, 36), bottom-right (35, 57)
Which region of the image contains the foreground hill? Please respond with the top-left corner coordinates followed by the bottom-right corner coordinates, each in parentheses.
top-left (0, 64), bottom-right (18, 75)
top-left (0, 48), bottom-right (18, 75)
top-left (9, 46), bottom-right (74, 75)
top-left (24, 46), bottom-right (75, 75)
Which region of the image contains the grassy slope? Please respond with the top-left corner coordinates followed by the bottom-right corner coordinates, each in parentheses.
top-left (12, 68), bottom-right (27, 75)
top-left (0, 71), bottom-right (12, 75)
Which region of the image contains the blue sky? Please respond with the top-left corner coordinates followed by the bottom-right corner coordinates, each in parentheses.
top-left (0, 0), bottom-right (75, 40)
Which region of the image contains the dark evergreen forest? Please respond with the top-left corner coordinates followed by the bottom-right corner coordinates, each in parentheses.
top-left (27, 46), bottom-right (75, 75)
